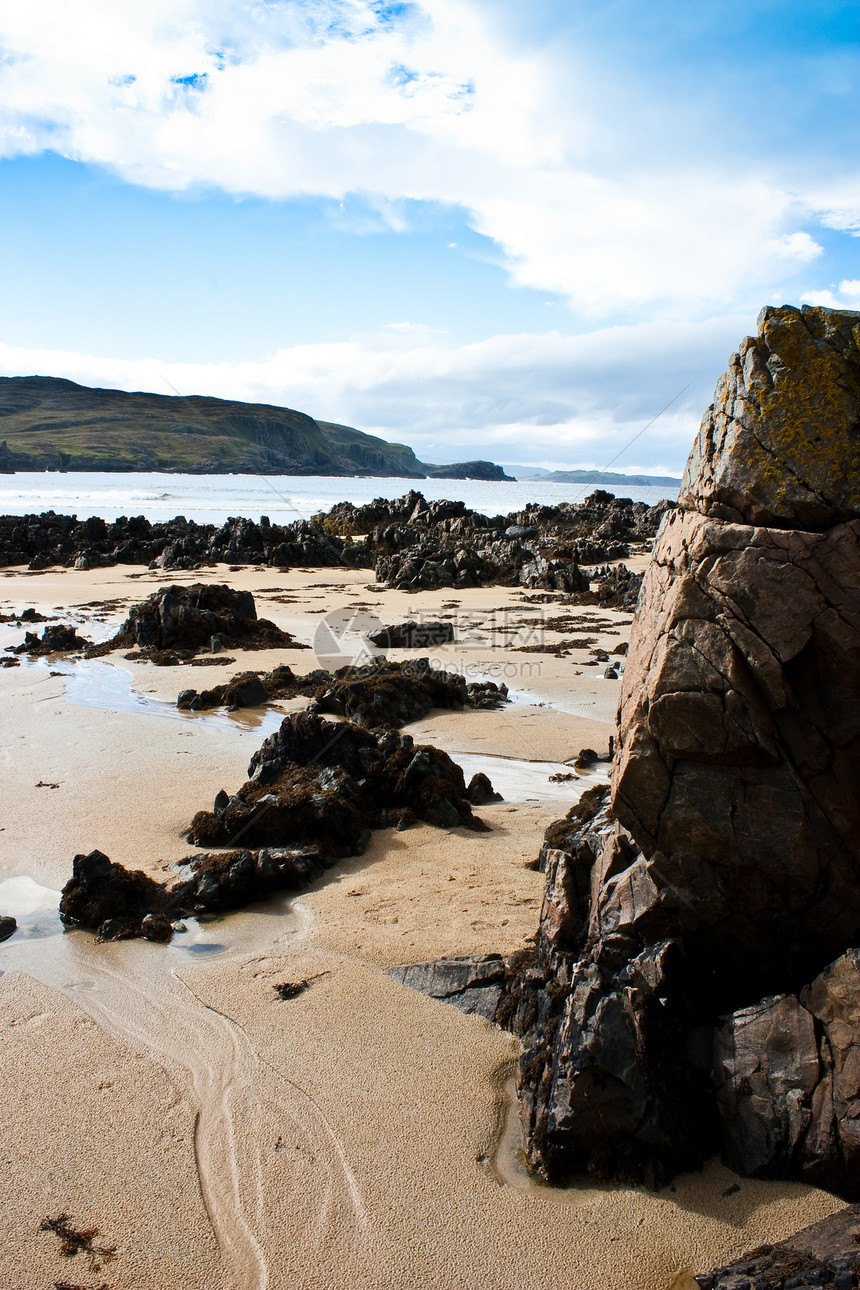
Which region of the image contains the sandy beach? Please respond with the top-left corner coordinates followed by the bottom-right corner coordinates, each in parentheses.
top-left (0, 560), bottom-right (842, 1290)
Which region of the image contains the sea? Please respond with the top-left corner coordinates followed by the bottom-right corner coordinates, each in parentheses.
top-left (0, 471), bottom-right (679, 526)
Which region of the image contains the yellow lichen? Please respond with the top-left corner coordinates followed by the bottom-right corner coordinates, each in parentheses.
top-left (749, 309), bottom-right (860, 515)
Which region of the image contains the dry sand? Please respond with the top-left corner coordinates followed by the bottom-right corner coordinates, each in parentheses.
top-left (0, 562), bottom-right (842, 1289)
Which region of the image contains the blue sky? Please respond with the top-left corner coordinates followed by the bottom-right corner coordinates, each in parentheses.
top-left (0, 0), bottom-right (856, 472)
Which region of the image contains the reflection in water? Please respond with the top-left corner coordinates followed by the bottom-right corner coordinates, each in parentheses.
top-left (61, 658), bottom-right (286, 736)
top-left (17, 653), bottom-right (611, 801)
top-left (0, 875), bottom-right (64, 940)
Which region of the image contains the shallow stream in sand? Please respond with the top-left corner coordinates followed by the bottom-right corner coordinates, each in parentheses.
top-left (0, 876), bottom-right (374, 1290)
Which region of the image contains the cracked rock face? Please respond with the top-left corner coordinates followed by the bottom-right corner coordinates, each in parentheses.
top-left (613, 505), bottom-right (860, 999)
top-left (715, 949), bottom-right (860, 1197)
top-left (506, 305), bottom-right (860, 1193)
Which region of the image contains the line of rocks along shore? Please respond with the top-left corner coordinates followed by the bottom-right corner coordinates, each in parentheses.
top-left (0, 487), bottom-right (670, 604)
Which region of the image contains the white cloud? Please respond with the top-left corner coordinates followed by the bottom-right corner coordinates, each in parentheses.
top-left (802, 279), bottom-right (860, 309)
top-left (0, 0), bottom-right (845, 317)
top-left (0, 313), bottom-right (750, 470)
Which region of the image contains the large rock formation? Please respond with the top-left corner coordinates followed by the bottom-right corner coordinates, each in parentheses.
top-left (507, 305), bottom-right (860, 1193)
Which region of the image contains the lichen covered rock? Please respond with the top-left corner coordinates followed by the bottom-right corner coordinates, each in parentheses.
top-left (681, 304), bottom-right (860, 529)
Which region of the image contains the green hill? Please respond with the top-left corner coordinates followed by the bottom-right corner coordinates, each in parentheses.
top-left (0, 376), bottom-right (427, 477)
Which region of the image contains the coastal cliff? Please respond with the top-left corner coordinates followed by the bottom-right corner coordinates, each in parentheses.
top-left (0, 375), bottom-right (511, 480)
top-left (509, 304), bottom-right (860, 1194)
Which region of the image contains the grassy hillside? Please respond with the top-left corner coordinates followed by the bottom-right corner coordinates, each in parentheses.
top-left (0, 377), bottom-right (427, 477)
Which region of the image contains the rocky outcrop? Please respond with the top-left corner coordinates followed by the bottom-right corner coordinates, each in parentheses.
top-left (365, 620), bottom-right (455, 649)
top-left (0, 915), bottom-right (17, 942)
top-left (111, 583), bottom-right (307, 657)
top-left (0, 490), bottom-right (666, 598)
top-left (421, 460), bottom-right (514, 481)
top-left (0, 511), bottom-right (373, 572)
top-left (715, 950), bottom-right (860, 1197)
top-left (503, 305), bottom-right (860, 1193)
top-left (60, 715), bottom-right (498, 940)
top-left (176, 658), bottom-right (508, 727)
top-left (681, 305), bottom-right (860, 529)
top-left (695, 1203), bottom-right (860, 1289)
top-left (189, 710), bottom-right (490, 850)
top-left (60, 850), bottom-right (175, 942)
top-left (9, 624), bottom-right (91, 655)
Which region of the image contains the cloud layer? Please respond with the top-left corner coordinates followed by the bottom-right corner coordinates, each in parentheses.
top-left (0, 314), bottom-right (750, 471)
top-left (0, 0), bottom-right (855, 319)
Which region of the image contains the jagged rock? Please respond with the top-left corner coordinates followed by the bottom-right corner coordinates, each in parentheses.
top-left (518, 555), bottom-right (589, 593)
top-left (178, 671), bottom-right (269, 711)
top-left (58, 716), bottom-right (497, 938)
top-left (715, 949), bottom-right (860, 1198)
top-left (188, 710), bottom-right (491, 852)
top-left (466, 771), bottom-right (503, 805)
top-left (0, 915), bottom-right (17, 942)
top-left (499, 306), bottom-right (860, 1194)
top-left (60, 849), bottom-right (171, 940)
top-left (10, 623), bottom-right (91, 655)
top-left (682, 305), bottom-right (860, 529)
top-left (111, 583), bottom-right (307, 656)
top-left (310, 659), bottom-right (508, 728)
top-left (695, 1203), bottom-right (860, 1289)
top-left (389, 956), bottom-right (507, 1020)
top-left (613, 503), bottom-right (860, 1000)
top-left (365, 619), bottom-right (454, 648)
top-left (175, 659), bottom-right (508, 727)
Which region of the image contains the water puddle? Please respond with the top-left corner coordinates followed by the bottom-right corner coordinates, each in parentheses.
top-left (10, 654), bottom-right (614, 797)
top-left (17, 655), bottom-right (286, 736)
top-left (0, 875), bottom-right (64, 940)
top-left (454, 752), bottom-right (609, 802)
top-left (491, 1076), bottom-right (598, 1206)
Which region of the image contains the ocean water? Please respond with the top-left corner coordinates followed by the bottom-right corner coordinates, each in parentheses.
top-left (0, 471), bottom-right (679, 526)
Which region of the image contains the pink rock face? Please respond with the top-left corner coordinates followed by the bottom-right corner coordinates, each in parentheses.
top-left (510, 305), bottom-right (860, 1194)
top-left (613, 506), bottom-right (860, 991)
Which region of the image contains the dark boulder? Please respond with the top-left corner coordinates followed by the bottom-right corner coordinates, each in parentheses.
top-left (0, 915), bottom-right (16, 942)
top-left (365, 619), bottom-right (455, 649)
top-left (189, 711), bottom-right (490, 852)
top-left (389, 955), bottom-right (507, 1020)
top-left (111, 583), bottom-right (307, 656)
top-left (10, 624), bottom-right (90, 655)
top-left (60, 849), bottom-right (172, 941)
top-left (695, 1204), bottom-right (860, 1289)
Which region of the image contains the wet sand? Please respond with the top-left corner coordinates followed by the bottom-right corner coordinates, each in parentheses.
top-left (0, 562), bottom-right (842, 1289)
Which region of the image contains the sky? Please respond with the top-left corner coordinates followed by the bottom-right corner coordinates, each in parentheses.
top-left (0, 0), bottom-right (857, 473)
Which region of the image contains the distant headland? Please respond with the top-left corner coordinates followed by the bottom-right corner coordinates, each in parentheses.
top-left (0, 376), bottom-right (513, 481)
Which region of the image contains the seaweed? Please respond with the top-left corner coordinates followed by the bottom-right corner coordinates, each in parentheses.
top-left (274, 971), bottom-right (328, 1001)
top-left (40, 1214), bottom-right (117, 1272)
